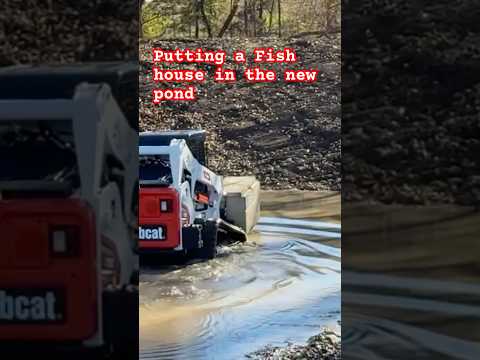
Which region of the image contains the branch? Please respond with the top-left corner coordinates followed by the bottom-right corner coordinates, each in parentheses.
top-left (143, 15), bottom-right (162, 26)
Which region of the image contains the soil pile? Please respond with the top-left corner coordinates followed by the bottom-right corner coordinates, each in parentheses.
top-left (0, 0), bottom-right (137, 65)
top-left (140, 35), bottom-right (341, 192)
top-left (343, 0), bottom-right (480, 205)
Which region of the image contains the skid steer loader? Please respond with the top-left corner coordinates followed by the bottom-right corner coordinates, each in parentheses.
top-left (139, 130), bottom-right (260, 260)
top-left (0, 63), bottom-right (138, 356)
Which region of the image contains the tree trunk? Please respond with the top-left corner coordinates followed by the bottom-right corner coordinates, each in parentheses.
top-left (172, 4), bottom-right (177, 38)
top-left (139, 0), bottom-right (145, 38)
top-left (218, 0), bottom-right (240, 38)
top-left (258, 0), bottom-right (264, 35)
top-left (195, 0), bottom-right (200, 38)
top-left (268, 0), bottom-right (275, 32)
top-left (199, 0), bottom-right (212, 38)
top-left (244, 0), bottom-right (249, 37)
top-left (252, 0), bottom-right (257, 37)
top-left (326, 0), bottom-right (339, 31)
top-left (277, 0), bottom-right (282, 37)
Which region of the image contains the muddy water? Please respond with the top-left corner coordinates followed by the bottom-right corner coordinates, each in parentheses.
top-left (140, 216), bottom-right (341, 360)
top-left (342, 204), bottom-right (480, 359)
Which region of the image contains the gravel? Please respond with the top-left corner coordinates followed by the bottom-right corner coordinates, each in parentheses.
top-left (247, 329), bottom-right (341, 360)
top-left (1, 0), bottom-right (137, 65)
top-left (140, 35), bottom-right (341, 192)
top-left (343, 0), bottom-right (480, 206)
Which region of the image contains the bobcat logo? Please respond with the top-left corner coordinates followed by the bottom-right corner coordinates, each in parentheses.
top-left (0, 290), bottom-right (58, 321)
top-left (139, 226), bottom-right (165, 240)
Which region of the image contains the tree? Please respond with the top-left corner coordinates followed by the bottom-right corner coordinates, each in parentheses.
top-left (258, 0), bottom-right (264, 35)
top-left (199, 0), bottom-right (213, 38)
top-left (218, 0), bottom-right (240, 37)
top-left (268, 0), bottom-right (275, 33)
top-left (252, 0), bottom-right (257, 36)
top-left (195, 0), bottom-right (200, 38)
top-left (244, 0), bottom-right (249, 36)
top-left (140, 0), bottom-right (145, 38)
top-left (141, 0), bottom-right (338, 39)
top-left (277, 0), bottom-right (282, 37)
top-left (326, 0), bottom-right (340, 31)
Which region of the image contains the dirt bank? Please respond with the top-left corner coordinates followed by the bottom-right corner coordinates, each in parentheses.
top-left (1, 1), bottom-right (137, 65)
top-left (343, 0), bottom-right (480, 206)
top-left (140, 35), bottom-right (341, 192)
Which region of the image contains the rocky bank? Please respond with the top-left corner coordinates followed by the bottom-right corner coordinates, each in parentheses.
top-left (247, 328), bottom-right (341, 360)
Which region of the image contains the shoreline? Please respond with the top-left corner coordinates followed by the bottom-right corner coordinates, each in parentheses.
top-left (247, 328), bottom-right (341, 360)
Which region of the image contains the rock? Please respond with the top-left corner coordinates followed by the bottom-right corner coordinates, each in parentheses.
top-left (248, 328), bottom-right (341, 360)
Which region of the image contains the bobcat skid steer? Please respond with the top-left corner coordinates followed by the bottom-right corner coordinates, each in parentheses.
top-left (139, 130), bottom-right (260, 260)
top-left (0, 63), bottom-right (138, 356)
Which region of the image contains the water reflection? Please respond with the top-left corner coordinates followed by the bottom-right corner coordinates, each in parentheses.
top-left (343, 204), bottom-right (480, 360)
top-left (140, 217), bottom-right (341, 359)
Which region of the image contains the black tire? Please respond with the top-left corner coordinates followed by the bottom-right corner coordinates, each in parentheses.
top-left (197, 220), bottom-right (218, 260)
top-left (103, 286), bottom-right (139, 359)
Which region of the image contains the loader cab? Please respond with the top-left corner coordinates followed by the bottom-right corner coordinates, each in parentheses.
top-left (0, 119), bottom-right (80, 198)
top-left (0, 119), bottom-right (99, 343)
top-left (0, 65), bottom-right (139, 351)
top-left (139, 154), bottom-right (173, 187)
top-left (0, 62), bottom-right (138, 130)
top-left (139, 130), bottom-right (208, 166)
top-left (138, 145), bottom-right (181, 252)
top-left (139, 132), bottom-right (212, 256)
top-left (139, 130), bottom-right (211, 220)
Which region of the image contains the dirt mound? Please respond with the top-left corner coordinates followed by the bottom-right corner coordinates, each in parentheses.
top-left (140, 35), bottom-right (341, 191)
top-left (1, 0), bottom-right (137, 65)
top-left (343, 0), bottom-right (480, 206)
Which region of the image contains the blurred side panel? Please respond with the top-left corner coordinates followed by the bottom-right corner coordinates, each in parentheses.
top-left (342, 0), bottom-right (480, 359)
top-left (0, 1), bottom-right (138, 359)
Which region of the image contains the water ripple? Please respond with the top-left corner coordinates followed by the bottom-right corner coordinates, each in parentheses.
top-left (140, 217), bottom-right (341, 359)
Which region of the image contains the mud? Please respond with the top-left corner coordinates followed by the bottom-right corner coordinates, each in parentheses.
top-left (343, 202), bottom-right (480, 359)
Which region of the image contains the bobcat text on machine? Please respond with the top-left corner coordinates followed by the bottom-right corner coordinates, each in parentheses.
top-left (0, 63), bottom-right (138, 355)
top-left (139, 131), bottom-right (260, 259)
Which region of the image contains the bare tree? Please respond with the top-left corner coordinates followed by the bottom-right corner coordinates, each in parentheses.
top-left (268, 0), bottom-right (275, 33)
top-left (277, 0), bottom-right (282, 37)
top-left (326, 0), bottom-right (340, 31)
top-left (199, 0), bottom-right (212, 37)
top-left (218, 0), bottom-right (240, 37)
top-left (244, 0), bottom-right (249, 36)
top-left (141, 0), bottom-right (336, 40)
top-left (194, 0), bottom-right (200, 38)
top-left (139, 0), bottom-right (145, 38)
top-left (252, 0), bottom-right (257, 36)
top-left (258, 0), bottom-right (264, 35)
